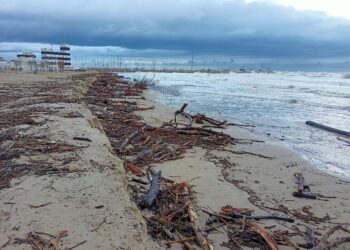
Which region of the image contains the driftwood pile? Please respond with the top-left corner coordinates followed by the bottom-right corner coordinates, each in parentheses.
top-left (83, 73), bottom-right (241, 248)
top-left (83, 73), bottom-right (235, 176)
top-left (203, 206), bottom-right (295, 250)
top-left (83, 73), bottom-right (350, 250)
top-left (136, 174), bottom-right (213, 249)
top-left (206, 208), bottom-right (349, 249)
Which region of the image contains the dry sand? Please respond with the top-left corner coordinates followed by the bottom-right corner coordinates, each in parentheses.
top-left (0, 72), bottom-right (160, 249)
top-left (0, 71), bottom-right (349, 249)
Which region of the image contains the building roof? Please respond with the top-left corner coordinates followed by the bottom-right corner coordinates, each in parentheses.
top-left (17, 52), bottom-right (36, 58)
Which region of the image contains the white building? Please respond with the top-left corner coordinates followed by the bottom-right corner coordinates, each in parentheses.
top-left (41, 44), bottom-right (71, 71)
top-left (15, 52), bottom-right (37, 72)
top-left (0, 57), bottom-right (11, 72)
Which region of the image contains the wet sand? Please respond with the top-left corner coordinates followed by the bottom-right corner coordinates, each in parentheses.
top-left (136, 87), bottom-right (350, 249)
top-left (0, 71), bottom-right (349, 249)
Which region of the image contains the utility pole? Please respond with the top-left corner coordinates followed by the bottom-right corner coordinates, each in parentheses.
top-left (191, 52), bottom-right (194, 71)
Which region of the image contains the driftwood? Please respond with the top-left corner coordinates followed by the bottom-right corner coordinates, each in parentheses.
top-left (131, 177), bottom-right (148, 185)
top-left (24, 230), bottom-right (68, 250)
top-left (119, 129), bottom-right (139, 151)
top-left (293, 173), bottom-right (317, 199)
top-left (129, 149), bottom-right (153, 164)
top-left (139, 171), bottom-right (161, 209)
top-left (127, 163), bottom-right (145, 176)
top-left (193, 113), bottom-right (227, 127)
top-left (202, 146), bottom-right (274, 159)
top-left (306, 121), bottom-right (350, 138)
top-left (136, 105), bottom-right (155, 111)
top-left (293, 191), bottom-right (317, 199)
top-left (72, 137), bottom-right (92, 142)
top-left (176, 103), bottom-right (189, 114)
top-left (236, 214), bottom-right (294, 223)
top-left (202, 209), bottom-right (237, 221)
top-left (203, 209), bottom-right (281, 250)
top-left (175, 103), bottom-right (193, 126)
top-left (206, 207), bottom-right (294, 223)
top-left (182, 186), bottom-right (213, 250)
top-left (51, 230), bottom-right (68, 250)
top-left (250, 223), bottom-right (279, 250)
top-left (161, 226), bottom-right (197, 250)
top-left (175, 127), bottom-right (230, 137)
top-left (173, 231), bottom-right (197, 250)
top-left (142, 178), bottom-right (203, 249)
top-left (67, 240), bottom-right (87, 250)
top-left (310, 224), bottom-right (350, 250)
top-left (174, 103), bottom-right (231, 129)
top-left (153, 144), bottom-right (181, 162)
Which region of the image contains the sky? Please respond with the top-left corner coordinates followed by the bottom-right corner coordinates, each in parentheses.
top-left (246, 0), bottom-right (350, 19)
top-left (1, 0), bottom-right (350, 68)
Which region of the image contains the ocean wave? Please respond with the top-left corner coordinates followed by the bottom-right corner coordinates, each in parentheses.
top-left (150, 85), bottom-right (181, 96)
top-left (299, 88), bottom-right (350, 98)
top-left (128, 71), bottom-right (350, 178)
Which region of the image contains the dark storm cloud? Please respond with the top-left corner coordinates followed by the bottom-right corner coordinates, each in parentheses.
top-left (1, 0), bottom-right (350, 58)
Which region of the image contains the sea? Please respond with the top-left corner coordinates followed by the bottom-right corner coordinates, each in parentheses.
top-left (119, 71), bottom-right (350, 178)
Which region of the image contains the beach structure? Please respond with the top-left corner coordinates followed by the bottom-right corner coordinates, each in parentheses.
top-left (41, 44), bottom-right (71, 71)
top-left (17, 52), bottom-right (36, 60)
top-left (0, 57), bottom-right (11, 72)
top-left (15, 52), bottom-right (37, 72)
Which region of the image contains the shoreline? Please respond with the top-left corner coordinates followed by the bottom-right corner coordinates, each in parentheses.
top-left (146, 85), bottom-right (350, 183)
top-left (134, 79), bottom-right (350, 249)
top-left (0, 71), bottom-right (349, 249)
top-left (124, 70), bottom-right (350, 180)
top-left (144, 87), bottom-right (350, 186)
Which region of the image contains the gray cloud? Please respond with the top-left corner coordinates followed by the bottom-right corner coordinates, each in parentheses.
top-left (1, 0), bottom-right (350, 58)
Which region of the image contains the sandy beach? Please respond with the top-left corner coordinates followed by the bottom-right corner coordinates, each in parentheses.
top-left (0, 71), bottom-right (349, 250)
top-left (139, 88), bottom-right (350, 249)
